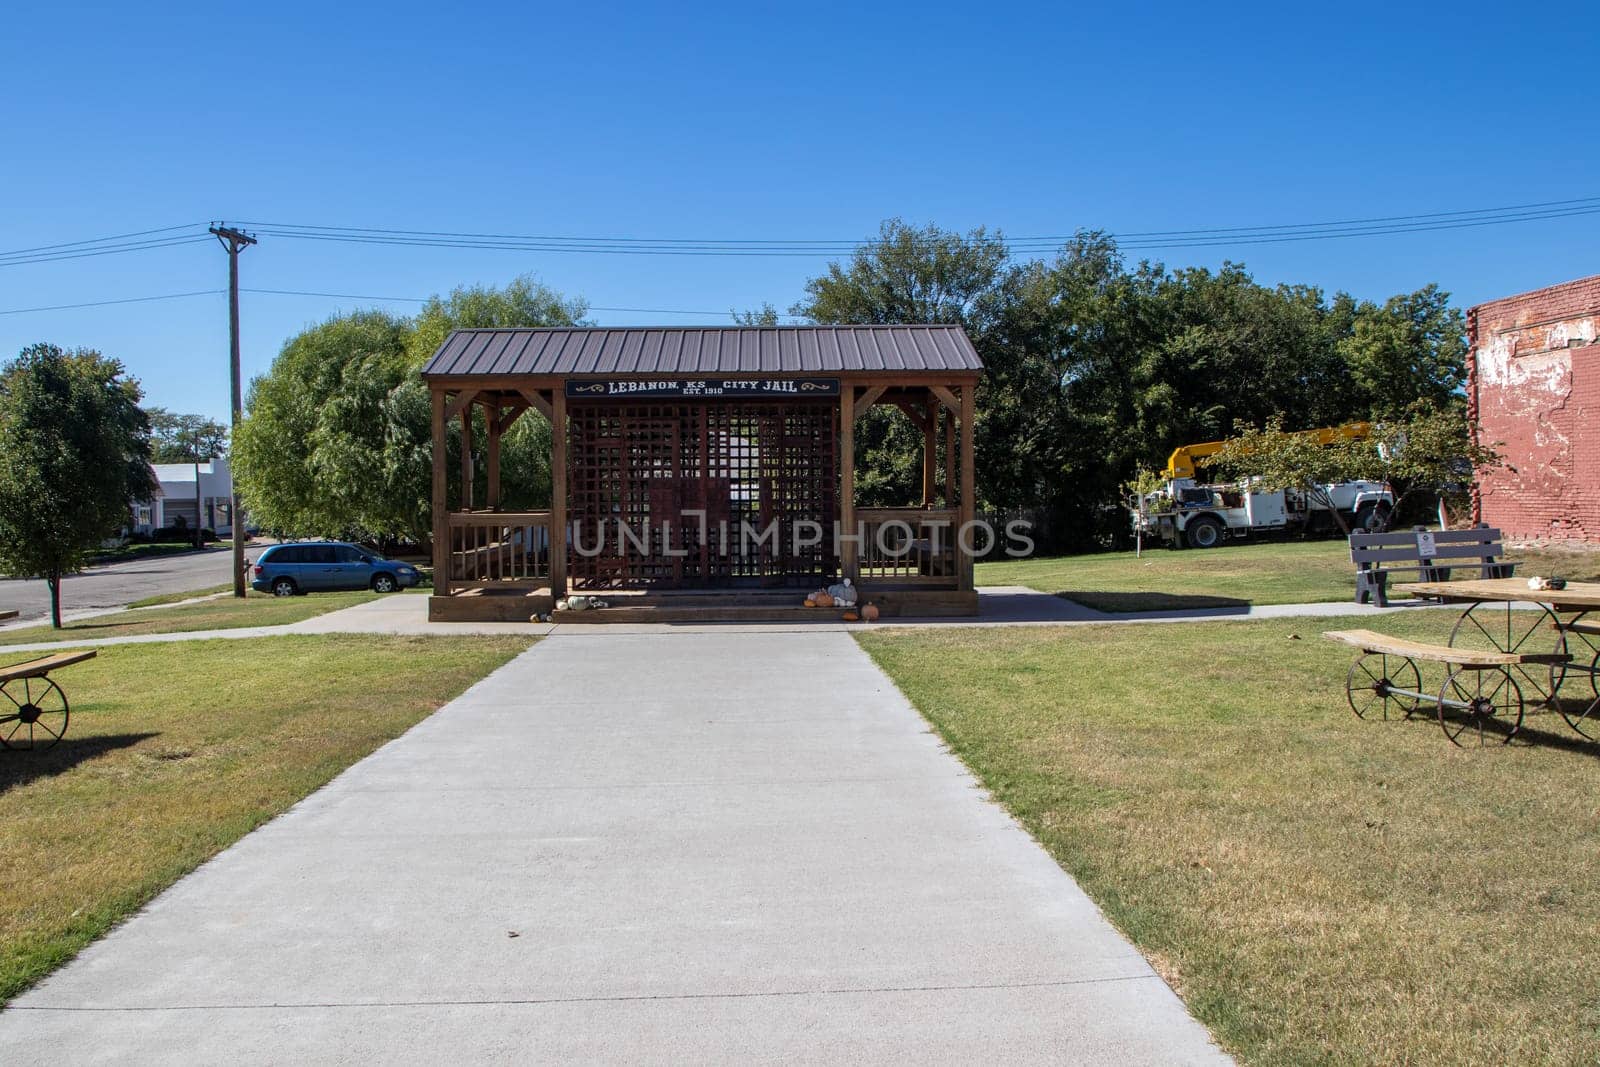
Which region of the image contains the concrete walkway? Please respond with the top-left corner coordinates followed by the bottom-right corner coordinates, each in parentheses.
top-left (0, 631), bottom-right (1228, 1064)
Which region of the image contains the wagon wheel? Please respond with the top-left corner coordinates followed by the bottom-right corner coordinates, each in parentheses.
top-left (1551, 612), bottom-right (1600, 738)
top-left (0, 675), bottom-right (70, 751)
top-left (1448, 602), bottom-right (1562, 706)
top-left (1437, 667), bottom-right (1522, 747)
top-left (1346, 653), bottom-right (1422, 720)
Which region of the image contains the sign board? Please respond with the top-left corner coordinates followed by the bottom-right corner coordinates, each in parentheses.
top-left (1415, 530), bottom-right (1437, 558)
top-left (566, 377), bottom-right (840, 400)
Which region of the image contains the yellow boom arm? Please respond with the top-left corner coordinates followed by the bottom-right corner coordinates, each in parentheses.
top-left (1164, 422), bottom-right (1371, 480)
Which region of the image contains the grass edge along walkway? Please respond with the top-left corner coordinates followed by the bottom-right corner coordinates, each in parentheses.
top-left (856, 615), bottom-right (1600, 1064)
top-left (0, 633), bottom-right (534, 1004)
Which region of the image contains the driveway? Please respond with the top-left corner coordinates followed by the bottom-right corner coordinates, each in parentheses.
top-left (0, 548), bottom-right (242, 623)
top-left (0, 631), bottom-right (1228, 1064)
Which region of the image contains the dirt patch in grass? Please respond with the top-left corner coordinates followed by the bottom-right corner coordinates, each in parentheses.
top-left (858, 614), bottom-right (1600, 1063)
top-left (0, 633), bottom-right (532, 1002)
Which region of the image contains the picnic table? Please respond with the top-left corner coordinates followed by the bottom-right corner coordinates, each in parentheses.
top-left (1396, 577), bottom-right (1600, 738)
top-left (0, 649), bottom-right (97, 751)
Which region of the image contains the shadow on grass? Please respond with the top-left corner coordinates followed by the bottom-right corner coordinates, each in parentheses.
top-left (0, 733), bottom-right (159, 794)
top-left (1427, 702), bottom-right (1600, 758)
top-left (1054, 591), bottom-right (1251, 614)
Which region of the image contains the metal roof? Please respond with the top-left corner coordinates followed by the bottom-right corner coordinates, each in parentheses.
top-left (421, 325), bottom-right (983, 378)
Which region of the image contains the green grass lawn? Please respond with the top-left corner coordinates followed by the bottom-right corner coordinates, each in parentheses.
top-left (979, 538), bottom-right (1600, 612)
top-left (88, 542), bottom-right (230, 564)
top-left (0, 633), bottom-right (532, 1004)
top-left (0, 591), bottom-right (392, 647)
top-left (858, 615), bottom-right (1600, 1064)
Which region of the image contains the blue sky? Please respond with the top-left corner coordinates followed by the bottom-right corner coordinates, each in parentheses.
top-left (3, 1), bottom-right (1597, 421)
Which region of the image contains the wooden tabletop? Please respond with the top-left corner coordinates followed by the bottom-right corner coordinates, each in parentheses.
top-left (1395, 577), bottom-right (1600, 611)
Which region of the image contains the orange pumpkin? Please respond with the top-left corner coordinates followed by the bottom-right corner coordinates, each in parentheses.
top-left (842, 612), bottom-right (859, 622)
top-left (862, 603), bottom-right (880, 622)
top-left (814, 592), bottom-right (834, 607)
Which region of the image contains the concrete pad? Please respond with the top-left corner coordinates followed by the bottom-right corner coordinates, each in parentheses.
top-left (0, 631), bottom-right (1229, 1064)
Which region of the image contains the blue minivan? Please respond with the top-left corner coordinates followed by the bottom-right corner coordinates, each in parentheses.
top-left (250, 542), bottom-right (421, 596)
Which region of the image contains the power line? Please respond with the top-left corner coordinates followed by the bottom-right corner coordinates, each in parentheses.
top-left (0, 223), bottom-right (204, 259)
top-left (0, 286), bottom-right (803, 320)
top-left (0, 235), bottom-right (213, 268)
top-left (0, 289), bottom-right (225, 315)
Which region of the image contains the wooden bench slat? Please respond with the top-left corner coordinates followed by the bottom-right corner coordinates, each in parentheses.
top-left (1558, 619), bottom-right (1600, 638)
top-left (1350, 528), bottom-right (1505, 547)
top-left (1351, 545), bottom-right (1514, 563)
top-left (1322, 629), bottom-right (1570, 666)
top-left (0, 649), bottom-right (98, 683)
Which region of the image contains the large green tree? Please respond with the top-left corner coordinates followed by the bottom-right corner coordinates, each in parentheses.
top-left (233, 278), bottom-right (586, 545)
top-left (792, 224), bottom-right (1471, 550)
top-left (0, 344), bottom-right (158, 627)
top-left (146, 407), bottom-right (229, 463)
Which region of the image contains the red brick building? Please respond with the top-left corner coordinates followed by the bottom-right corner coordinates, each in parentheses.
top-left (1467, 273), bottom-right (1600, 541)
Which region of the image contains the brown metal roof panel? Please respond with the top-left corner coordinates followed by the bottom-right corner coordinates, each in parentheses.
top-left (420, 324), bottom-right (984, 377)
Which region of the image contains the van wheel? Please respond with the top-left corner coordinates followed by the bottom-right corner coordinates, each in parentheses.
top-left (271, 577), bottom-right (298, 597)
top-left (1185, 516), bottom-right (1225, 549)
top-left (371, 574), bottom-right (398, 594)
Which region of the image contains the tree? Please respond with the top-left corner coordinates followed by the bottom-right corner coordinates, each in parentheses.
top-left (146, 407), bottom-right (229, 462)
top-left (1365, 401), bottom-right (1502, 527)
top-left (1339, 285), bottom-right (1466, 419)
top-left (233, 277), bottom-right (586, 546)
top-left (1214, 419), bottom-right (1385, 535)
top-left (0, 344), bottom-right (158, 627)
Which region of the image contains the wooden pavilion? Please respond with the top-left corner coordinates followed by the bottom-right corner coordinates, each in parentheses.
top-left (422, 325), bottom-right (983, 622)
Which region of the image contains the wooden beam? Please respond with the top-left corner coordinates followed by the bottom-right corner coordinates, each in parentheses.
top-left (930, 385), bottom-right (961, 416)
top-left (959, 385), bottom-right (976, 591)
top-left (518, 387), bottom-right (553, 420)
top-left (891, 400), bottom-right (930, 433)
top-left (442, 388), bottom-right (480, 424)
top-left (485, 405), bottom-right (502, 510)
top-left (497, 401), bottom-right (530, 433)
top-left (431, 386), bottom-right (449, 596)
top-left (853, 384), bottom-right (888, 415)
top-left (922, 396), bottom-right (937, 506)
top-left (550, 387), bottom-right (568, 598)
top-left (840, 387), bottom-right (857, 581)
top-left (459, 400), bottom-right (475, 511)
top-left (943, 406), bottom-right (956, 507)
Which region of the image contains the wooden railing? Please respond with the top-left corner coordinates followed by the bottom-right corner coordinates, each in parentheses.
top-left (446, 511), bottom-right (551, 591)
top-left (858, 507), bottom-right (960, 585)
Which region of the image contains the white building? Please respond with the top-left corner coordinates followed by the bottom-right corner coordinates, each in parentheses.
top-left (132, 458), bottom-right (235, 535)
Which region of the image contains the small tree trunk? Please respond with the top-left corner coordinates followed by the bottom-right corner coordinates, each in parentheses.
top-left (48, 570), bottom-right (62, 629)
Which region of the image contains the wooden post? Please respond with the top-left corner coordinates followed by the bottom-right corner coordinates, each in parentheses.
top-left (459, 399), bottom-right (475, 511)
top-left (431, 387), bottom-right (449, 597)
top-left (550, 388), bottom-right (568, 598)
top-left (943, 406), bottom-right (955, 507)
top-left (959, 384), bottom-right (976, 591)
top-left (922, 395), bottom-right (937, 506)
top-left (840, 386), bottom-right (856, 581)
top-left (486, 401), bottom-right (502, 510)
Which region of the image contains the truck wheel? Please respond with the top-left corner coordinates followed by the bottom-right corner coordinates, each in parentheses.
top-left (1355, 503), bottom-right (1391, 533)
top-left (1185, 516), bottom-right (1225, 549)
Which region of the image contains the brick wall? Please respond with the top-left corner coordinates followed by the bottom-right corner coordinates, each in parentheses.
top-left (1467, 273), bottom-right (1600, 541)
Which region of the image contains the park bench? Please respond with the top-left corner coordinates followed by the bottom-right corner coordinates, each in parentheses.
top-left (0, 649), bottom-right (97, 752)
top-left (1350, 525), bottom-right (1517, 607)
top-left (1324, 628), bottom-right (1568, 746)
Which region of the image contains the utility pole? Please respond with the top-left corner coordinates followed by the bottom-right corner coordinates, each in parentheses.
top-left (210, 224), bottom-right (257, 597)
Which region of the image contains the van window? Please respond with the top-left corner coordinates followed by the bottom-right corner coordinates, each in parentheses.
top-left (306, 545), bottom-right (337, 564)
top-left (336, 545), bottom-right (365, 563)
top-left (273, 546), bottom-right (304, 564)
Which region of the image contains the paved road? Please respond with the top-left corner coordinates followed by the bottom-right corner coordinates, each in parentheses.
top-left (0, 549), bottom-right (242, 623)
top-left (0, 631), bottom-right (1228, 1064)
